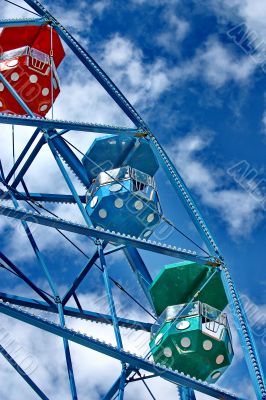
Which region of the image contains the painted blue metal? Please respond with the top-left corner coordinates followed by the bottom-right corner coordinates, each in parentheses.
top-left (123, 247), bottom-right (155, 311)
top-left (47, 136), bottom-right (93, 227)
top-left (123, 247), bottom-right (152, 286)
top-left (0, 292), bottom-right (152, 331)
top-left (10, 192), bottom-right (86, 204)
top-left (102, 367), bottom-right (134, 400)
top-left (10, 196), bottom-right (78, 400)
top-left (50, 134), bottom-right (90, 188)
top-left (221, 265), bottom-right (266, 400)
top-left (0, 160), bottom-right (5, 181)
top-left (0, 202), bottom-right (213, 264)
top-left (62, 247), bottom-right (103, 306)
top-left (0, 17), bottom-right (47, 28)
top-left (118, 366), bottom-right (127, 400)
top-left (0, 301), bottom-right (241, 400)
top-left (11, 136), bottom-right (45, 188)
top-left (0, 252), bottom-right (53, 304)
top-left (104, 245), bottom-right (126, 256)
top-left (6, 128), bottom-right (41, 184)
top-left (178, 387), bottom-right (196, 400)
top-left (0, 114), bottom-right (139, 135)
top-left (98, 244), bottom-right (123, 349)
top-left (82, 135), bottom-right (158, 181)
top-left (0, 343), bottom-right (49, 400)
top-left (149, 135), bottom-right (220, 258)
top-left (57, 302), bottom-right (78, 400)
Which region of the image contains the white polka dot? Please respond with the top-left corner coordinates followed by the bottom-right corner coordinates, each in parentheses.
top-left (99, 209), bottom-right (107, 219)
top-left (114, 198), bottom-right (124, 208)
top-left (134, 200), bottom-right (143, 210)
top-left (90, 196), bottom-right (98, 208)
top-left (211, 371), bottom-right (221, 380)
top-left (228, 341), bottom-right (233, 354)
top-left (7, 59), bottom-right (18, 67)
top-left (143, 230), bottom-right (152, 238)
top-left (176, 320), bottom-right (190, 330)
top-left (163, 347), bottom-right (172, 358)
top-left (109, 183), bottom-right (122, 192)
top-left (203, 340), bottom-right (213, 351)
top-left (0, 83), bottom-right (4, 92)
top-left (181, 337), bottom-right (191, 348)
top-left (11, 72), bottom-right (19, 81)
top-left (0, 101), bottom-right (3, 108)
top-left (42, 88), bottom-right (49, 96)
top-left (154, 333), bottom-right (163, 346)
top-left (216, 355), bottom-right (224, 365)
top-left (147, 213), bottom-right (155, 223)
top-left (30, 75), bottom-right (38, 83)
top-left (40, 104), bottom-right (48, 112)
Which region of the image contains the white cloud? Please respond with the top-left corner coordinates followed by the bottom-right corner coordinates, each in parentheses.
top-left (195, 38), bottom-right (255, 87)
top-left (205, 1), bottom-right (266, 130)
top-left (172, 37), bottom-right (256, 88)
top-left (168, 131), bottom-right (264, 237)
top-left (157, 18), bottom-right (189, 46)
top-left (208, 0), bottom-right (266, 39)
top-left (156, 13), bottom-right (190, 51)
top-left (101, 34), bottom-right (171, 109)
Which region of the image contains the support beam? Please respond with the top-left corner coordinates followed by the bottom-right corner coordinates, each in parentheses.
top-left (0, 203), bottom-right (213, 264)
top-left (0, 252), bottom-right (53, 305)
top-left (62, 247), bottom-right (103, 306)
top-left (0, 300), bottom-right (241, 400)
top-left (118, 367), bottom-right (127, 400)
top-left (98, 244), bottom-right (123, 349)
top-left (178, 386), bottom-right (196, 400)
top-left (149, 134), bottom-right (219, 257)
top-left (0, 114), bottom-right (139, 135)
top-left (123, 247), bottom-right (154, 310)
top-left (0, 343), bottom-right (49, 400)
top-left (0, 293), bottom-right (152, 332)
top-left (6, 129), bottom-right (41, 184)
top-left (11, 137), bottom-right (45, 188)
top-left (47, 136), bottom-right (93, 227)
top-left (222, 265), bottom-right (266, 400)
top-left (9, 196), bottom-right (78, 400)
top-left (50, 135), bottom-right (90, 188)
top-left (0, 17), bottom-right (47, 28)
top-left (9, 192), bottom-right (86, 204)
top-left (102, 368), bottom-right (134, 400)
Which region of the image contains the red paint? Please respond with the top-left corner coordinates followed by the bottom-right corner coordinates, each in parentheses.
top-left (0, 25), bottom-right (65, 116)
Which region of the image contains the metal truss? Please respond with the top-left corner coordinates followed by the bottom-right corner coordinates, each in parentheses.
top-left (0, 1), bottom-right (265, 400)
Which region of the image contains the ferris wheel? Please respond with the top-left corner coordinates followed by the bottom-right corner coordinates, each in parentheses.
top-left (0, 1), bottom-right (265, 399)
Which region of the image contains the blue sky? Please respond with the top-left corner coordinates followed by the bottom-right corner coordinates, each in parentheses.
top-left (0, 0), bottom-right (265, 399)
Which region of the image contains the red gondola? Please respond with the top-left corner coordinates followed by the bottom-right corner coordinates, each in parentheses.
top-left (0, 25), bottom-right (65, 116)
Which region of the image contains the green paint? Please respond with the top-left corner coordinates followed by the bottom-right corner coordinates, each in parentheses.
top-left (149, 261), bottom-right (228, 316)
top-left (149, 261), bottom-right (233, 382)
top-left (150, 314), bottom-right (234, 383)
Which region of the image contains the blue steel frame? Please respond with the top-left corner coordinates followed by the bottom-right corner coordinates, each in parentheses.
top-left (0, 2), bottom-right (264, 400)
